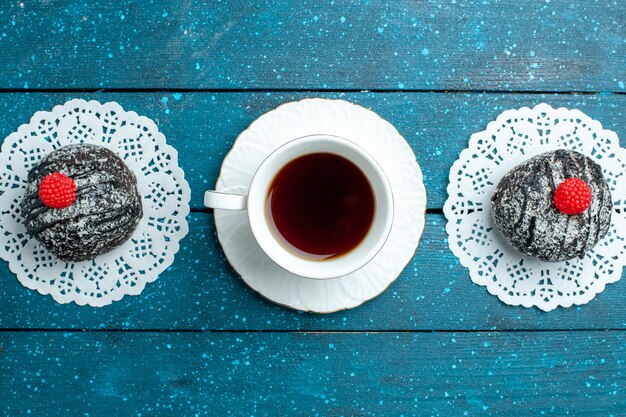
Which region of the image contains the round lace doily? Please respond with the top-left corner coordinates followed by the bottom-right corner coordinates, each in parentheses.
top-left (0, 99), bottom-right (191, 306)
top-left (444, 103), bottom-right (626, 311)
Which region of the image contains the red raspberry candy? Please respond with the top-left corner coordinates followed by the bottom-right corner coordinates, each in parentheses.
top-left (39, 172), bottom-right (77, 209)
top-left (553, 178), bottom-right (592, 215)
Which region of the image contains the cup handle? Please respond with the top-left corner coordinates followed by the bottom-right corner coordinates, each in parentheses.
top-left (204, 191), bottom-right (248, 210)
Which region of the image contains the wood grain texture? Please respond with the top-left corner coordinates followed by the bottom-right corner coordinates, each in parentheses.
top-left (2, 213), bottom-right (625, 331)
top-left (1, 92), bottom-right (624, 210)
top-left (1, 1), bottom-right (624, 414)
top-left (1, 331), bottom-right (624, 416)
top-left (0, 1), bottom-right (624, 91)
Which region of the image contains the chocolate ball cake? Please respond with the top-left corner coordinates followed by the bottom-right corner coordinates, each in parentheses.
top-left (21, 144), bottom-right (143, 262)
top-left (491, 149), bottom-right (612, 262)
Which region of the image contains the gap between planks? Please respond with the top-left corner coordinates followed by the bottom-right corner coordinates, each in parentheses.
top-left (0, 88), bottom-right (624, 95)
top-left (0, 328), bottom-right (624, 334)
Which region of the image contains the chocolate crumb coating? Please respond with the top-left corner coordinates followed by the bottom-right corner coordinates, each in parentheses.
top-left (491, 150), bottom-right (612, 262)
top-left (21, 144), bottom-right (143, 262)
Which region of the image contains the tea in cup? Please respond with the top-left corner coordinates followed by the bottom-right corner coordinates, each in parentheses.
top-left (205, 134), bottom-right (394, 279)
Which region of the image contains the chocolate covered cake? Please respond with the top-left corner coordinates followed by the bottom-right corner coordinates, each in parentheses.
top-left (491, 149), bottom-right (612, 262)
top-left (21, 144), bottom-right (143, 262)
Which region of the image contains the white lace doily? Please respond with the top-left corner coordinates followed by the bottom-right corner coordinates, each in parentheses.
top-left (0, 99), bottom-right (190, 306)
top-left (444, 103), bottom-right (626, 311)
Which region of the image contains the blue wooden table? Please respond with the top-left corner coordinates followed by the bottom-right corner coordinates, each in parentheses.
top-left (1, 1), bottom-right (625, 415)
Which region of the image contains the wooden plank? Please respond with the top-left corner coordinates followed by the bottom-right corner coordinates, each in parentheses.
top-left (2, 213), bottom-right (626, 331)
top-left (1, 331), bottom-right (624, 416)
top-left (0, 1), bottom-right (624, 91)
top-left (1, 92), bottom-right (625, 210)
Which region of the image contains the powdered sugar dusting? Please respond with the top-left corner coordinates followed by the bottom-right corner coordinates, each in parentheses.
top-left (22, 144), bottom-right (143, 262)
top-left (491, 150), bottom-right (612, 262)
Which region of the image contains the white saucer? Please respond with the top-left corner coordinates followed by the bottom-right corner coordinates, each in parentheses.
top-left (213, 99), bottom-right (426, 313)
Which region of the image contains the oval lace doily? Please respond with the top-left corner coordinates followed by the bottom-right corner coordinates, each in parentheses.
top-left (0, 99), bottom-right (191, 306)
top-left (444, 103), bottom-right (626, 311)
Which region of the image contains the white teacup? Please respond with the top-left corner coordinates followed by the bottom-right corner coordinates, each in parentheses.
top-left (205, 134), bottom-right (394, 279)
